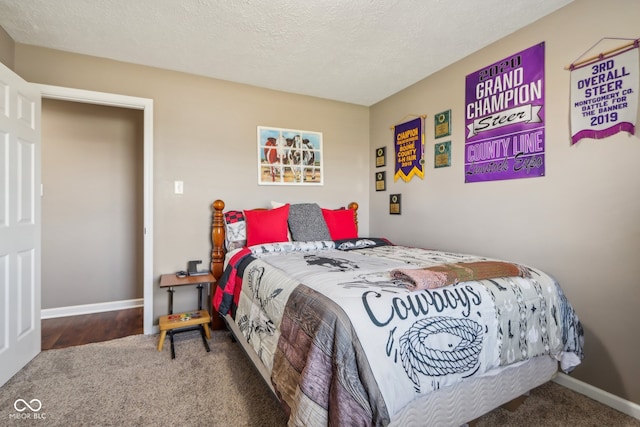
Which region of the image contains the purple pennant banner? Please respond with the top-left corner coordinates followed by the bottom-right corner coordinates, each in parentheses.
top-left (394, 117), bottom-right (424, 182)
top-left (465, 43), bottom-right (545, 183)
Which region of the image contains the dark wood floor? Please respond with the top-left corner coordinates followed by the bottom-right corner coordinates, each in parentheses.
top-left (41, 307), bottom-right (143, 350)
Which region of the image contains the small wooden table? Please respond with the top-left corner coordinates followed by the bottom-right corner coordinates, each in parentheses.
top-left (158, 272), bottom-right (216, 359)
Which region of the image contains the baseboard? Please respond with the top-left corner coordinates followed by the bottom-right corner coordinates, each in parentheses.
top-left (554, 373), bottom-right (640, 420)
top-left (41, 298), bottom-right (144, 319)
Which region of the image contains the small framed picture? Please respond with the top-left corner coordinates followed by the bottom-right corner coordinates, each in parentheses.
top-left (375, 147), bottom-right (386, 167)
top-left (434, 110), bottom-right (451, 139)
top-left (389, 194), bottom-right (401, 215)
top-left (375, 171), bottom-right (386, 191)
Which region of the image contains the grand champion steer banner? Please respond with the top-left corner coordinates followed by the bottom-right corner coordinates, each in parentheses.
top-left (465, 43), bottom-right (545, 183)
top-left (570, 46), bottom-right (638, 144)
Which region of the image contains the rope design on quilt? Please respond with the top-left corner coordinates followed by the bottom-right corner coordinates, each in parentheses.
top-left (399, 316), bottom-right (483, 392)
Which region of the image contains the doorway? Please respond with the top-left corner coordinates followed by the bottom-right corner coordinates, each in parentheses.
top-left (37, 84), bottom-right (154, 335)
top-left (41, 99), bottom-right (143, 323)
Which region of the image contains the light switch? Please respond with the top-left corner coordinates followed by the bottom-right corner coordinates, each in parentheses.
top-left (174, 180), bottom-right (184, 194)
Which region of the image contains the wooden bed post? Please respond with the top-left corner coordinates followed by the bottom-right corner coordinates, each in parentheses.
top-left (348, 202), bottom-right (359, 233)
top-left (211, 199), bottom-right (225, 280)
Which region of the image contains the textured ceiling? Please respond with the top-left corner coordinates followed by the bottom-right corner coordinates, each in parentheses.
top-left (0, 0), bottom-right (572, 106)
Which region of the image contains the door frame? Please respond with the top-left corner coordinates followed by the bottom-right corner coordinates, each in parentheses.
top-left (35, 84), bottom-right (154, 335)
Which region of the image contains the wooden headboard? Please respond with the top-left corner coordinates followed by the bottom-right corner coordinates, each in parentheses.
top-left (210, 199), bottom-right (359, 280)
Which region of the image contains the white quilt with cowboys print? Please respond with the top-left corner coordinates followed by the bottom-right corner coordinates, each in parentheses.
top-left (227, 238), bottom-right (583, 422)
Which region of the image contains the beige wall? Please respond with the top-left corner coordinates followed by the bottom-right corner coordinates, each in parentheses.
top-left (42, 99), bottom-right (144, 309)
top-left (13, 44), bottom-right (371, 321)
top-left (0, 25), bottom-right (14, 70)
top-left (370, 0), bottom-right (639, 404)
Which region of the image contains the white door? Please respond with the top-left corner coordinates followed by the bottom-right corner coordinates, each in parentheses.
top-left (0, 61), bottom-right (41, 387)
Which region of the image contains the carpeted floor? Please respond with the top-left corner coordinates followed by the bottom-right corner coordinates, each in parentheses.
top-left (0, 331), bottom-right (638, 426)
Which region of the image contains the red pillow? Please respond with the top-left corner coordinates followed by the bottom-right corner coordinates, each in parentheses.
top-left (244, 204), bottom-right (290, 246)
top-left (321, 208), bottom-right (357, 240)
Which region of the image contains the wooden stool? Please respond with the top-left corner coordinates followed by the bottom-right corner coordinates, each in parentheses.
top-left (158, 310), bottom-right (211, 358)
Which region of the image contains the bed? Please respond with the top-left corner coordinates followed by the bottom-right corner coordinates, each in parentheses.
top-left (209, 199), bottom-right (584, 427)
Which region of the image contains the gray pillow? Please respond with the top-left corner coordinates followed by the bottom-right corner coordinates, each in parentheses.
top-left (288, 203), bottom-right (331, 242)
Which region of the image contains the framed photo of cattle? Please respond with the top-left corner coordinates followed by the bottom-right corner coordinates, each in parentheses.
top-left (257, 126), bottom-right (324, 185)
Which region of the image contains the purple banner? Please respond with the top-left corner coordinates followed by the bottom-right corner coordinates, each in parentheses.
top-left (465, 43), bottom-right (545, 183)
top-left (394, 117), bottom-right (424, 182)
